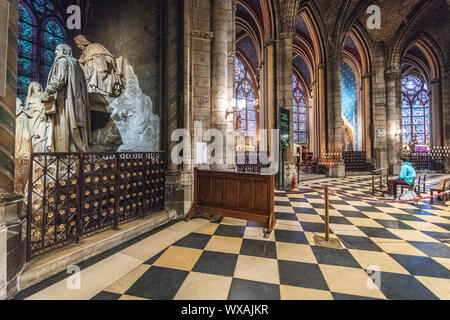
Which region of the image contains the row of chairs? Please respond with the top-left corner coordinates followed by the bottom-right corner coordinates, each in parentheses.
top-left (343, 151), bottom-right (370, 172)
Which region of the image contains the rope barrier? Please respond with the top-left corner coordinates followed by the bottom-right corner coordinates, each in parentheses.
top-left (285, 186), bottom-right (450, 205)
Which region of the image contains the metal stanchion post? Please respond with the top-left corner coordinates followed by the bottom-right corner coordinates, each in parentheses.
top-left (324, 187), bottom-right (330, 242)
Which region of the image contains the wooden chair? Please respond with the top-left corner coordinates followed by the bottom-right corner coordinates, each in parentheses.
top-left (419, 174), bottom-right (427, 194)
top-left (430, 178), bottom-right (449, 205)
top-left (372, 168), bottom-right (388, 196)
top-left (400, 177), bottom-right (419, 197)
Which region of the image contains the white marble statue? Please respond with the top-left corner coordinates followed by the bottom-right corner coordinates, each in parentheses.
top-left (15, 97), bottom-right (32, 158)
top-left (106, 63), bottom-right (160, 152)
top-left (41, 44), bottom-right (89, 153)
top-left (74, 35), bottom-right (125, 98)
top-left (25, 82), bottom-right (51, 153)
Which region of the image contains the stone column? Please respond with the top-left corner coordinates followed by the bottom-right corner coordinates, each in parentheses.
top-left (279, 31), bottom-right (296, 188)
top-left (430, 78), bottom-right (443, 147)
top-left (443, 71), bottom-right (450, 146)
top-left (264, 40), bottom-right (276, 157)
top-left (362, 74), bottom-right (373, 160)
top-left (317, 64), bottom-right (326, 158)
top-left (210, 0), bottom-right (230, 170)
top-left (226, 0), bottom-right (236, 169)
top-left (327, 54), bottom-right (345, 177)
top-left (1, 0), bottom-right (26, 300)
top-left (181, 0), bottom-right (213, 215)
top-left (385, 67), bottom-right (402, 175)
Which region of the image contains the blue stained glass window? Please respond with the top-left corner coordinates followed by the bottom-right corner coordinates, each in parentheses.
top-left (401, 74), bottom-right (430, 145)
top-left (235, 57), bottom-right (258, 136)
top-left (293, 74), bottom-right (308, 144)
top-left (17, 1), bottom-right (67, 102)
top-left (341, 62), bottom-right (359, 150)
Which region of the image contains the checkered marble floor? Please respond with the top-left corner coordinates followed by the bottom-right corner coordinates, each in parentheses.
top-left (17, 175), bottom-right (450, 300)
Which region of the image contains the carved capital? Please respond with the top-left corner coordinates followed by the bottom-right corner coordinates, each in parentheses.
top-left (316, 62), bottom-right (327, 70)
top-left (431, 78), bottom-right (441, 85)
top-left (279, 31), bottom-right (294, 40)
top-left (190, 29), bottom-right (214, 41)
top-left (228, 51), bottom-right (236, 59)
top-left (384, 67), bottom-right (401, 82)
top-left (264, 39), bottom-right (276, 48)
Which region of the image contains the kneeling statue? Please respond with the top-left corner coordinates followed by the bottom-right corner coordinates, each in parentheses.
top-left (74, 35), bottom-right (125, 98)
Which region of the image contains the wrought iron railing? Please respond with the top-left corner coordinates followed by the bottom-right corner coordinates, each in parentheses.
top-left (406, 147), bottom-right (450, 172)
top-left (27, 152), bottom-right (165, 260)
top-left (236, 151), bottom-right (270, 174)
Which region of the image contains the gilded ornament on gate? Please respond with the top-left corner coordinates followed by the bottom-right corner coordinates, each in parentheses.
top-left (58, 224), bottom-right (65, 231)
top-left (94, 202), bottom-right (99, 207)
top-left (102, 188), bottom-right (107, 193)
top-left (48, 197), bottom-right (55, 203)
top-left (34, 231), bottom-right (41, 237)
top-left (60, 181), bottom-right (67, 186)
top-left (85, 191), bottom-right (90, 196)
top-left (48, 212), bottom-right (54, 219)
top-left (70, 208), bottom-right (76, 213)
top-left (35, 215), bottom-right (41, 221)
top-left (70, 221), bottom-right (75, 227)
top-left (103, 176), bottom-right (108, 181)
top-left (85, 204), bottom-right (90, 209)
top-left (85, 177), bottom-right (91, 183)
top-left (60, 209), bottom-right (66, 215)
top-left (71, 193), bottom-right (76, 199)
top-left (48, 226), bottom-right (54, 233)
top-left (60, 195), bottom-right (66, 201)
top-left (94, 177), bottom-right (99, 182)
top-left (71, 180), bottom-right (77, 185)
top-left (85, 217), bottom-right (89, 222)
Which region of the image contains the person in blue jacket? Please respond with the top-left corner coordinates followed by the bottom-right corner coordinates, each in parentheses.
top-left (387, 157), bottom-right (417, 199)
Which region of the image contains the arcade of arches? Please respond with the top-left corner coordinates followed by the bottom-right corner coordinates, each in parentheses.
top-left (0, 0), bottom-right (449, 300)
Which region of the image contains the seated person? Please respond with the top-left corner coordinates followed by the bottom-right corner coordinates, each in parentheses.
top-left (386, 158), bottom-right (416, 199)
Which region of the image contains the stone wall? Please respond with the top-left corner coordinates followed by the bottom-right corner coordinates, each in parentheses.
top-left (85, 0), bottom-right (161, 116)
top-left (0, 0), bottom-right (17, 195)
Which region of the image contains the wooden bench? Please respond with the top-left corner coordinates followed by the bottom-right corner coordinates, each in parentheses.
top-left (430, 178), bottom-right (449, 205)
top-left (372, 168), bottom-right (389, 196)
top-left (187, 168), bottom-right (276, 237)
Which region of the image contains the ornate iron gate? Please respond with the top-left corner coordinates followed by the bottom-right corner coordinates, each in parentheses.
top-left (27, 152), bottom-right (165, 260)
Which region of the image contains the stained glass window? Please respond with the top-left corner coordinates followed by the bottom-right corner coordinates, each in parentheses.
top-left (401, 74), bottom-right (430, 145)
top-left (235, 57), bottom-right (258, 137)
top-left (340, 62), bottom-right (358, 150)
top-left (293, 74), bottom-right (308, 144)
top-left (17, 1), bottom-right (66, 102)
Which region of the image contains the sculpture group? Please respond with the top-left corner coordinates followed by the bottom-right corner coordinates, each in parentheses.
top-left (16, 35), bottom-right (159, 157)
top-left (15, 36), bottom-right (160, 194)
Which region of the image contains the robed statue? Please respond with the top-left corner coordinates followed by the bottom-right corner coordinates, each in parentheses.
top-left (15, 98), bottom-right (32, 158)
top-left (26, 82), bottom-right (51, 153)
top-left (41, 44), bottom-right (89, 153)
top-left (74, 35), bottom-right (125, 98)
